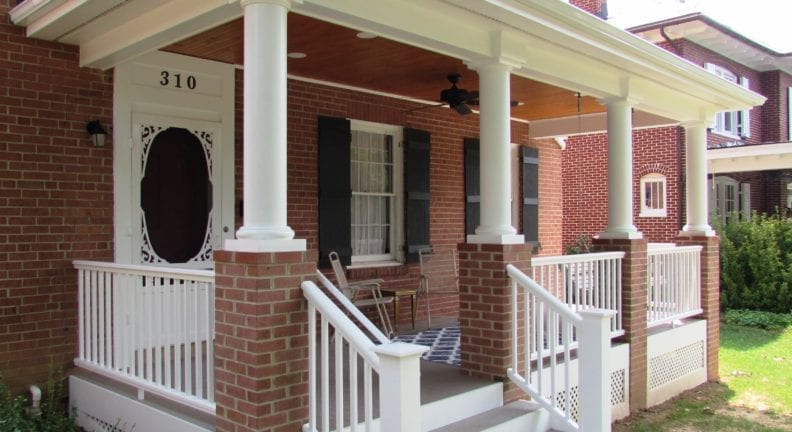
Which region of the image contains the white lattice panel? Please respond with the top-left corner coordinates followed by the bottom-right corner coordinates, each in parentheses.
top-left (647, 319), bottom-right (708, 407)
top-left (649, 341), bottom-right (704, 389)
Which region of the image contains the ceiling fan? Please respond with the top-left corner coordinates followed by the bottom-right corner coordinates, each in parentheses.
top-left (439, 73), bottom-right (479, 115)
top-left (408, 73), bottom-right (519, 115)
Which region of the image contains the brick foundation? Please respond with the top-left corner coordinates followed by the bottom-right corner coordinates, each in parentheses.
top-left (214, 249), bottom-right (317, 432)
top-left (676, 234), bottom-right (720, 381)
top-left (457, 242), bottom-right (532, 402)
top-left (593, 237), bottom-right (648, 411)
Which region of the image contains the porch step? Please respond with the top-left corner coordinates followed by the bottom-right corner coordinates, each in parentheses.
top-left (419, 361), bottom-right (506, 431)
top-left (429, 400), bottom-right (549, 432)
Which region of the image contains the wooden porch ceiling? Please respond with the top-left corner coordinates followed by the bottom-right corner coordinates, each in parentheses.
top-left (163, 14), bottom-right (606, 122)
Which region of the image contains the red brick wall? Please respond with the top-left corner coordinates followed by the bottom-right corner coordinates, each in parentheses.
top-left (760, 70), bottom-right (792, 143)
top-left (679, 40), bottom-right (764, 146)
top-left (562, 127), bottom-right (682, 249)
top-left (570, 0), bottom-right (606, 16)
top-left (0, 1), bottom-right (114, 394)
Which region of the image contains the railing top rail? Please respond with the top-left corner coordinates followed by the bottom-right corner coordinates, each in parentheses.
top-left (531, 251), bottom-right (625, 266)
top-left (302, 280), bottom-right (381, 370)
top-left (506, 264), bottom-right (582, 324)
top-left (73, 260), bottom-right (214, 281)
top-left (647, 245), bottom-right (703, 256)
top-left (315, 270), bottom-right (390, 345)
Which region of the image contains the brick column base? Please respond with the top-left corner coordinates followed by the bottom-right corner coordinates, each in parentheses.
top-left (458, 243), bottom-right (532, 403)
top-left (214, 250), bottom-right (317, 432)
top-left (676, 234), bottom-right (720, 381)
top-left (593, 238), bottom-right (648, 412)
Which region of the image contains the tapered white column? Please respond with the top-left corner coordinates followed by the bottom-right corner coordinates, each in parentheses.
top-left (229, 0), bottom-right (305, 252)
top-left (681, 121), bottom-right (716, 236)
top-left (468, 61), bottom-right (523, 244)
top-left (600, 98), bottom-right (642, 239)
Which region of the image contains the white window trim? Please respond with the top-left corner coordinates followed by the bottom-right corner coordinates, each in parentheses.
top-left (349, 119), bottom-right (404, 264)
top-left (639, 173), bottom-right (667, 217)
top-left (705, 63), bottom-right (746, 139)
top-left (710, 176), bottom-right (749, 225)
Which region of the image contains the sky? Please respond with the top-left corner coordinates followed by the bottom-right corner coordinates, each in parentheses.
top-left (607, 0), bottom-right (792, 53)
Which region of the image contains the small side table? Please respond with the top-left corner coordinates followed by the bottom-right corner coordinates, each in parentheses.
top-left (381, 287), bottom-right (418, 331)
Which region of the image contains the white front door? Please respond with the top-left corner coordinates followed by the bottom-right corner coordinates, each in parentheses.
top-left (114, 51), bottom-right (235, 266)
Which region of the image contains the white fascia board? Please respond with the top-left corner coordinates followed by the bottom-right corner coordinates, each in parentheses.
top-left (65, 0), bottom-right (243, 70)
top-left (447, 0), bottom-right (765, 116)
top-left (25, 0), bottom-right (125, 40)
top-left (9, 0), bottom-right (65, 27)
top-left (708, 142), bottom-right (792, 174)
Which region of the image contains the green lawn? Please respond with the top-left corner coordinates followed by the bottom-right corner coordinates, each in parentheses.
top-left (615, 322), bottom-right (792, 431)
top-left (720, 323), bottom-right (792, 415)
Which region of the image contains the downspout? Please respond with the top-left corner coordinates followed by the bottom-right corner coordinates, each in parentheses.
top-left (660, 26), bottom-right (682, 55)
top-left (28, 385), bottom-right (41, 416)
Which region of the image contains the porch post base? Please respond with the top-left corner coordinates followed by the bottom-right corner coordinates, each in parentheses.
top-left (224, 238), bottom-right (307, 252)
top-left (675, 234), bottom-right (720, 381)
top-left (214, 249), bottom-right (317, 432)
top-left (466, 233), bottom-right (525, 245)
top-left (597, 230), bottom-right (643, 240)
top-left (592, 237), bottom-right (648, 412)
top-left (457, 242), bottom-right (533, 403)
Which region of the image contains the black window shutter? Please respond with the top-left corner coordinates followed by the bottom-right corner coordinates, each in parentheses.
top-left (464, 138), bottom-right (480, 236)
top-left (522, 146), bottom-right (539, 245)
top-left (404, 128), bottom-right (431, 263)
top-left (318, 116), bottom-right (352, 267)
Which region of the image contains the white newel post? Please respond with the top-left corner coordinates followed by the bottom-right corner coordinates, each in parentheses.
top-left (467, 60), bottom-right (523, 245)
top-left (374, 343), bottom-right (429, 432)
top-left (230, 0), bottom-right (305, 252)
top-left (600, 99), bottom-right (641, 239)
top-left (681, 122), bottom-right (716, 236)
top-left (577, 309), bottom-right (616, 432)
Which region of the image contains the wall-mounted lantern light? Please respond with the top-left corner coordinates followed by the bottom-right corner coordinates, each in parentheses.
top-left (86, 120), bottom-right (107, 148)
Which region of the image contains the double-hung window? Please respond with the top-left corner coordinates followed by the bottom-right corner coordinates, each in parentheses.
top-left (640, 173), bottom-right (667, 217)
top-left (350, 121), bottom-right (403, 263)
top-left (705, 63), bottom-right (751, 138)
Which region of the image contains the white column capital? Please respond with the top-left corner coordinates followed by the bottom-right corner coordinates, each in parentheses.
top-left (464, 58), bottom-right (516, 74)
top-left (240, 0), bottom-right (301, 9)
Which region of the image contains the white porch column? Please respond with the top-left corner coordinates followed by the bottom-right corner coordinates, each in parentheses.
top-left (681, 121), bottom-right (716, 236)
top-left (599, 98), bottom-right (642, 239)
top-left (228, 0), bottom-right (305, 252)
top-left (467, 61), bottom-right (523, 245)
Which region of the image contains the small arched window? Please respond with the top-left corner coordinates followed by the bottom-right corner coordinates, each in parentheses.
top-left (640, 173), bottom-right (667, 217)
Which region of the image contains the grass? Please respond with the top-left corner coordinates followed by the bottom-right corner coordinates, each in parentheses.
top-left (614, 321), bottom-right (792, 431)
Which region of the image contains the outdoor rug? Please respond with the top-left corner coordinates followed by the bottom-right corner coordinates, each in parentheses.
top-left (393, 325), bottom-right (461, 366)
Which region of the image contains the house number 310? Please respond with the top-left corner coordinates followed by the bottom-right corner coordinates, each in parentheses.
top-left (160, 71), bottom-right (197, 90)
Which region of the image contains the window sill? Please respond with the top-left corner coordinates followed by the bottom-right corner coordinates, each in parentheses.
top-left (710, 130), bottom-right (743, 140)
top-left (639, 212), bottom-right (667, 218)
top-left (348, 261), bottom-right (403, 270)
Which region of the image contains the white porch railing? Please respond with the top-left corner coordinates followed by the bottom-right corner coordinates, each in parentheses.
top-left (646, 245), bottom-right (703, 327)
top-left (531, 252), bottom-right (625, 337)
top-left (507, 264), bottom-right (614, 432)
top-left (303, 278), bottom-right (427, 432)
top-left (73, 261), bottom-right (215, 414)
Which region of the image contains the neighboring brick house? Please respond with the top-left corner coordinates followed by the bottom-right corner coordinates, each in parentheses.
top-left (561, 12), bottom-right (792, 249)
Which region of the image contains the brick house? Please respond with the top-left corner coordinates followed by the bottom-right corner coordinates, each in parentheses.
top-left (560, 12), bottom-right (792, 248)
top-left (1, 0), bottom-right (763, 431)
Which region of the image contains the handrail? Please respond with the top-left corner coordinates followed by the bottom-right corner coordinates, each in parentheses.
top-left (302, 281), bottom-right (381, 370)
top-left (73, 260), bottom-right (214, 281)
top-left (647, 245), bottom-right (702, 256)
top-left (507, 264), bottom-right (613, 431)
top-left (509, 264), bottom-right (583, 325)
top-left (530, 251), bottom-right (624, 266)
top-left (315, 270), bottom-right (390, 345)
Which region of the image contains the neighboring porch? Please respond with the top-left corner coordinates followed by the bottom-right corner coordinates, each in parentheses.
top-left (71, 239), bottom-right (711, 431)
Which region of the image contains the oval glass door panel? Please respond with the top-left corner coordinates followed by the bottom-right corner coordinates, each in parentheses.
top-left (141, 127), bottom-right (213, 263)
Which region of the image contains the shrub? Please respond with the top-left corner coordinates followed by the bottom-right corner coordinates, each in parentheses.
top-left (0, 368), bottom-right (78, 432)
top-left (723, 309), bottom-right (792, 331)
top-left (717, 214), bottom-right (792, 313)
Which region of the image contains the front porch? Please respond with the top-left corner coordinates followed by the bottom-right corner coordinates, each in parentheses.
top-left (71, 240), bottom-right (712, 431)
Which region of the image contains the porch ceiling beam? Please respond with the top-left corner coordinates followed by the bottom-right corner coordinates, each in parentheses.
top-left (708, 142), bottom-right (792, 174)
top-left (63, 0), bottom-right (243, 70)
top-left (528, 111), bottom-right (678, 139)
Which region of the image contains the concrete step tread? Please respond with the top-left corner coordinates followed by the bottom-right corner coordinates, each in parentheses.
top-left (428, 400), bottom-right (544, 432)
